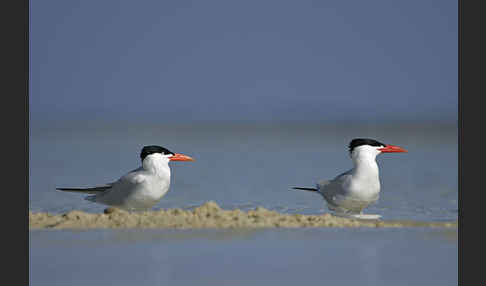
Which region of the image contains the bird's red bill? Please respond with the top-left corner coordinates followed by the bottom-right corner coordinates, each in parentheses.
top-left (378, 145), bottom-right (408, 153)
top-left (169, 153), bottom-right (195, 161)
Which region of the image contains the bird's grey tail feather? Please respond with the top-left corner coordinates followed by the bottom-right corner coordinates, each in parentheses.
top-left (292, 187), bottom-right (318, 192)
top-left (56, 186), bottom-right (111, 195)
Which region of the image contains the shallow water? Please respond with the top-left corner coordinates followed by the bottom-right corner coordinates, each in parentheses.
top-left (30, 120), bottom-right (457, 222)
top-left (30, 228), bottom-right (457, 286)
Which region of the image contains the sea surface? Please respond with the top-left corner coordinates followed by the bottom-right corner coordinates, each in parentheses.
top-left (29, 120), bottom-right (458, 285)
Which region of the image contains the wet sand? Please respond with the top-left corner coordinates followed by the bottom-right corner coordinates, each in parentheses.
top-left (29, 201), bottom-right (458, 230)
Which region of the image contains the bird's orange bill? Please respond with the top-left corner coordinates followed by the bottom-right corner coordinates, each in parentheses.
top-left (169, 153), bottom-right (195, 161)
top-left (378, 145), bottom-right (407, 153)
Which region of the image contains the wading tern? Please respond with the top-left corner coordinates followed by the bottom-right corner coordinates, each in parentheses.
top-left (293, 138), bottom-right (407, 219)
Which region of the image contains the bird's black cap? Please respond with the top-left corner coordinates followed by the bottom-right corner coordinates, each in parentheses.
top-left (140, 145), bottom-right (174, 161)
top-left (348, 138), bottom-right (385, 153)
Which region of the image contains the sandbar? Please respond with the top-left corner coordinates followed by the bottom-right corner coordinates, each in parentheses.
top-left (29, 201), bottom-right (458, 230)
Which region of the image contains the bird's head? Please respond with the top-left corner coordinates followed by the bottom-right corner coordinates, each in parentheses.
top-left (140, 145), bottom-right (194, 165)
top-left (348, 138), bottom-right (407, 159)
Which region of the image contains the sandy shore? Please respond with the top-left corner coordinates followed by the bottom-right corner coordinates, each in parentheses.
top-left (29, 201), bottom-right (458, 230)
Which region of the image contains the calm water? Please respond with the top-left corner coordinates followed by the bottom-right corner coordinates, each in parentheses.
top-left (30, 228), bottom-right (457, 286)
top-left (29, 120), bottom-right (458, 286)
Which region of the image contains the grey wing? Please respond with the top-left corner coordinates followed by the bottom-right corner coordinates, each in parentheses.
top-left (317, 171), bottom-right (353, 205)
top-left (115, 167), bottom-right (146, 185)
top-left (316, 179), bottom-right (331, 190)
top-left (83, 168), bottom-right (147, 207)
top-left (57, 167), bottom-right (144, 195)
top-left (317, 169), bottom-right (352, 192)
top-left (97, 167), bottom-right (146, 195)
top-left (333, 169), bottom-right (353, 181)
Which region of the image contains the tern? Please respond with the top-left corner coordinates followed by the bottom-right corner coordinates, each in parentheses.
top-left (57, 145), bottom-right (194, 211)
top-left (292, 138), bottom-right (407, 219)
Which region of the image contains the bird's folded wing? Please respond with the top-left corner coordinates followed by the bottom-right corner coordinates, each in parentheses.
top-left (317, 179), bottom-right (331, 189)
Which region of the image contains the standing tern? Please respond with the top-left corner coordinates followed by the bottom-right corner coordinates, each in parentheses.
top-left (57, 145), bottom-right (194, 211)
top-left (292, 138), bottom-right (407, 219)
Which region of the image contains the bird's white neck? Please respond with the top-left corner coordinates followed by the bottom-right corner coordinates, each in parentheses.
top-left (350, 149), bottom-right (380, 180)
top-left (142, 156), bottom-right (171, 178)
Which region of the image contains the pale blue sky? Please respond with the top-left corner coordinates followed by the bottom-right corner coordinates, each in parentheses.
top-left (30, 0), bottom-right (457, 122)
